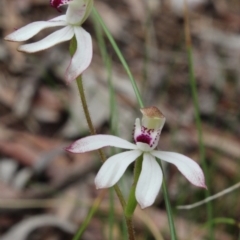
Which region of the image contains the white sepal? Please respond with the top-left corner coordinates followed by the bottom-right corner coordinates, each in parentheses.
top-left (65, 27), bottom-right (92, 83)
top-left (151, 151), bottom-right (206, 188)
top-left (136, 153), bottom-right (163, 209)
top-left (66, 134), bottom-right (138, 153)
top-left (18, 26), bottom-right (74, 53)
top-left (5, 19), bottom-right (66, 42)
top-left (95, 150), bottom-right (142, 188)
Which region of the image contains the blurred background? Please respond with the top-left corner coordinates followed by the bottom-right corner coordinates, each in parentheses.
top-left (0, 0), bottom-right (239, 239)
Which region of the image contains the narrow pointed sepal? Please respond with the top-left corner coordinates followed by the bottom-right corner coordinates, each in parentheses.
top-left (136, 153), bottom-right (163, 208)
top-left (65, 27), bottom-right (92, 83)
top-left (18, 26), bottom-right (74, 53)
top-left (5, 18), bottom-right (66, 42)
top-left (151, 151), bottom-right (207, 188)
top-left (66, 134), bottom-right (138, 153)
top-left (95, 150), bottom-right (142, 189)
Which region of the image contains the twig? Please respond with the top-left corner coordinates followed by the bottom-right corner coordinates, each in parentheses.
top-left (177, 181), bottom-right (240, 210)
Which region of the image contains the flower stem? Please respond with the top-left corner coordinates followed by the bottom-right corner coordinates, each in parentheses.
top-left (125, 218), bottom-right (135, 240)
top-left (75, 76), bottom-right (135, 239)
top-left (93, 15), bottom-right (135, 240)
top-left (124, 156), bottom-right (143, 218)
top-left (76, 76), bottom-right (126, 209)
top-left (69, 37), bottom-right (126, 209)
top-left (90, 19), bottom-right (136, 240)
top-left (161, 169), bottom-right (178, 240)
top-left (75, 77), bottom-right (96, 134)
top-left (183, 2), bottom-right (213, 239)
top-left (92, 8), bottom-right (144, 108)
top-left (93, 8), bottom-right (178, 238)
top-left (157, 160), bottom-right (178, 240)
top-left (72, 189), bottom-right (107, 240)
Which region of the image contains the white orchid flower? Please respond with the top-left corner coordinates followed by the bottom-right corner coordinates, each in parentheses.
top-left (4, 0), bottom-right (93, 83)
top-left (66, 106), bottom-right (206, 208)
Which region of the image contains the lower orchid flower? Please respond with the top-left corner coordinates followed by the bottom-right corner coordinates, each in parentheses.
top-left (4, 0), bottom-right (93, 83)
top-left (66, 106), bottom-right (206, 208)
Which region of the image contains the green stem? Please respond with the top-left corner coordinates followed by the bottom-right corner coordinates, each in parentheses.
top-left (204, 218), bottom-right (239, 228)
top-left (124, 157), bottom-right (143, 218)
top-left (157, 160), bottom-right (178, 240)
top-left (76, 77), bottom-right (94, 133)
top-left (76, 77), bottom-right (126, 209)
top-left (108, 188), bottom-right (114, 240)
top-left (92, 8), bottom-right (144, 108)
top-left (161, 169), bottom-right (178, 239)
top-left (74, 76), bottom-right (132, 239)
top-left (183, 3), bottom-right (213, 239)
top-left (125, 217), bottom-right (135, 240)
top-left (93, 8), bottom-right (178, 239)
top-left (187, 44), bottom-right (214, 240)
top-left (92, 18), bottom-right (136, 240)
top-left (72, 190), bottom-right (106, 240)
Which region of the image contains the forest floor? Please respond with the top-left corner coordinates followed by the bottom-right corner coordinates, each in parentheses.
top-left (0, 0), bottom-right (239, 239)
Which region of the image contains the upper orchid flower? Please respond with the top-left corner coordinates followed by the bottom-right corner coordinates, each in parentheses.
top-left (4, 0), bottom-right (93, 83)
top-left (66, 106), bottom-right (206, 208)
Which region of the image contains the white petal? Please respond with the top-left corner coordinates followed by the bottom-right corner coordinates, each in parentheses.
top-left (66, 0), bottom-right (86, 25)
top-left (5, 18), bottom-right (66, 42)
top-left (136, 153), bottom-right (162, 209)
top-left (18, 26), bottom-right (74, 53)
top-left (151, 151), bottom-right (206, 188)
top-left (95, 150), bottom-right (142, 188)
top-left (65, 27), bottom-right (92, 83)
top-left (66, 135), bottom-right (138, 153)
top-left (49, 15), bottom-right (67, 22)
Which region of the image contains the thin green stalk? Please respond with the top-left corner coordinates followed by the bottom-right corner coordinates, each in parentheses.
top-left (70, 24), bottom-right (135, 236)
top-left (106, 56), bottom-right (115, 240)
top-left (69, 37), bottom-right (126, 209)
top-left (162, 174), bottom-right (177, 239)
top-left (75, 77), bottom-right (96, 134)
top-left (125, 218), bottom-right (135, 240)
top-left (204, 218), bottom-right (239, 228)
top-left (74, 75), bottom-right (130, 240)
top-left (69, 36), bottom-right (129, 239)
top-left (93, 7), bottom-right (178, 239)
top-left (157, 160), bottom-right (178, 240)
top-left (93, 18), bottom-right (136, 239)
top-left (124, 157), bottom-right (143, 218)
top-left (92, 8), bottom-right (144, 108)
top-left (92, 13), bottom-right (107, 64)
top-left (75, 76), bottom-right (126, 209)
top-left (186, 44), bottom-right (214, 240)
top-left (72, 190), bottom-right (106, 240)
top-left (142, 2), bottom-right (154, 98)
top-left (109, 188), bottom-right (114, 240)
top-left (93, 16), bottom-right (117, 134)
top-left (122, 216), bottom-right (128, 240)
top-left (183, 2), bottom-right (213, 239)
